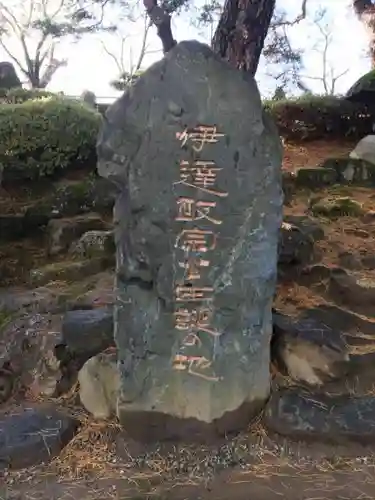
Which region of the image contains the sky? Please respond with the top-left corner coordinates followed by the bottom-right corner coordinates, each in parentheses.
top-left (0, 0), bottom-right (371, 101)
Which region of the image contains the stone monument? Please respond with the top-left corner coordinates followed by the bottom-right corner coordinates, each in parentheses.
top-left (97, 41), bottom-right (283, 442)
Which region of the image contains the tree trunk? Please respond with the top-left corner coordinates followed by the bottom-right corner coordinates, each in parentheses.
top-left (353, 0), bottom-right (375, 68)
top-left (212, 0), bottom-right (276, 76)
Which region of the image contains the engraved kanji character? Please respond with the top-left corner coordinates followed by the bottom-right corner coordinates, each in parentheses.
top-left (176, 125), bottom-right (225, 152)
top-left (174, 307), bottom-right (221, 337)
top-left (181, 332), bottom-right (202, 347)
top-left (175, 228), bottom-right (216, 253)
top-left (172, 354), bottom-right (219, 381)
top-left (176, 198), bottom-right (222, 225)
top-left (175, 161), bottom-right (228, 198)
top-left (179, 257), bottom-right (210, 280)
top-left (175, 285), bottom-right (213, 302)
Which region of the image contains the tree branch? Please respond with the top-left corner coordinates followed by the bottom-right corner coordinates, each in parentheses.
top-left (143, 0), bottom-right (176, 53)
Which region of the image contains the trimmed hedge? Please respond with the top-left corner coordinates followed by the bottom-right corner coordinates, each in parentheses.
top-left (264, 95), bottom-right (374, 141)
top-left (0, 96), bottom-right (101, 181)
top-left (0, 87), bottom-right (56, 104)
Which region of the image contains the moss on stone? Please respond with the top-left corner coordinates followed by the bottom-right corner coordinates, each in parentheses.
top-left (311, 196), bottom-right (364, 218)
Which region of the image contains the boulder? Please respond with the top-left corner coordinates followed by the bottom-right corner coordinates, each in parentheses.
top-left (97, 41), bottom-right (283, 441)
top-left (265, 388), bottom-right (375, 445)
top-left (329, 268), bottom-right (375, 309)
top-left (69, 230), bottom-right (115, 258)
top-left (350, 135), bottom-right (375, 168)
top-left (271, 310), bottom-right (349, 386)
top-left (0, 407), bottom-right (78, 469)
top-left (0, 62), bottom-right (21, 89)
top-left (47, 213), bottom-right (111, 255)
top-left (29, 258), bottom-right (111, 286)
top-left (319, 157), bottom-right (375, 185)
top-left (0, 313), bottom-right (64, 402)
top-left (78, 350), bottom-right (120, 419)
top-left (61, 307), bottom-right (114, 364)
top-left (81, 90), bottom-right (97, 109)
top-left (278, 221), bottom-right (315, 269)
top-left (310, 196), bottom-right (363, 218)
top-left (294, 167), bottom-right (337, 188)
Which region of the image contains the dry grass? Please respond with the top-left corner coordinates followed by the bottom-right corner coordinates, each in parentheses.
top-left (282, 139), bottom-right (356, 172)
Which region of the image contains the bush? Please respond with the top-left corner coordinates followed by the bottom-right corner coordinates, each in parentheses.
top-left (0, 96), bottom-right (102, 182)
top-left (0, 87), bottom-right (56, 104)
top-left (264, 95), bottom-right (374, 141)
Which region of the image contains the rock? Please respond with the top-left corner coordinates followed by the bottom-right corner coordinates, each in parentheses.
top-left (298, 264), bottom-right (333, 286)
top-left (0, 407), bottom-right (79, 469)
top-left (47, 214), bottom-right (111, 255)
top-left (69, 230), bottom-right (115, 259)
top-left (271, 310), bottom-right (349, 386)
top-left (319, 157), bottom-right (375, 185)
top-left (61, 307), bottom-right (114, 364)
top-left (0, 313), bottom-right (64, 401)
top-left (281, 171), bottom-right (295, 206)
top-left (24, 178), bottom-right (118, 225)
top-left (264, 388), bottom-right (375, 445)
top-left (97, 41), bottom-right (283, 442)
top-left (283, 215), bottom-right (324, 241)
top-left (361, 255), bottom-right (375, 269)
top-left (338, 251), bottom-right (363, 270)
top-left (350, 135), bottom-right (375, 167)
top-left (78, 350), bottom-right (120, 419)
top-left (0, 62), bottom-right (21, 89)
top-left (294, 167), bottom-right (337, 188)
top-left (329, 268), bottom-right (375, 309)
top-left (81, 90), bottom-right (97, 109)
top-left (0, 214), bottom-right (43, 243)
top-left (310, 196), bottom-right (363, 218)
top-left (294, 303), bottom-right (375, 347)
top-left (62, 271), bottom-right (115, 310)
top-left (278, 221), bottom-right (315, 268)
top-left (30, 258), bottom-right (112, 286)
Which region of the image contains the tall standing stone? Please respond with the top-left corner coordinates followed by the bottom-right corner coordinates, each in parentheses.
top-left (97, 41), bottom-right (283, 442)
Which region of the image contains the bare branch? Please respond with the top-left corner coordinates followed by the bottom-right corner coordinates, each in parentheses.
top-left (272, 0), bottom-right (308, 27)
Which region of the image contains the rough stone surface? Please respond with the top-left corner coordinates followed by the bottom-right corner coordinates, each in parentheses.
top-left (47, 213), bottom-right (110, 255)
top-left (78, 350), bottom-right (120, 419)
top-left (278, 221), bottom-right (315, 269)
top-left (61, 307), bottom-right (114, 363)
top-left (319, 157), bottom-right (375, 185)
top-left (0, 407), bottom-right (78, 469)
top-left (97, 41), bottom-right (283, 441)
top-left (310, 196), bottom-right (364, 218)
top-left (265, 388), bottom-right (375, 444)
top-left (0, 62), bottom-right (21, 89)
top-left (350, 135), bottom-right (375, 167)
top-left (29, 258), bottom-right (111, 286)
top-left (271, 310), bottom-right (349, 386)
top-left (70, 230), bottom-right (115, 259)
top-left (329, 268), bottom-right (375, 308)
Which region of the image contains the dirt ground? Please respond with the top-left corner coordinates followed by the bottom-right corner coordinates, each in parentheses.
top-left (3, 139), bottom-right (375, 500)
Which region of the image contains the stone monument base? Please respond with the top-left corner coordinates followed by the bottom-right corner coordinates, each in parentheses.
top-left (118, 399), bottom-right (264, 443)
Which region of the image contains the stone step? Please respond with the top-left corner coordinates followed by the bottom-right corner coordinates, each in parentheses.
top-left (29, 257), bottom-right (114, 287)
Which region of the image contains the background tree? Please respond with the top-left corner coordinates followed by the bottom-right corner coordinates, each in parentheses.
top-left (101, 11), bottom-right (158, 90)
top-left (0, 0), bottom-right (115, 88)
top-left (300, 8), bottom-right (349, 95)
top-left (353, 0), bottom-right (375, 67)
top-left (142, 0), bottom-right (309, 77)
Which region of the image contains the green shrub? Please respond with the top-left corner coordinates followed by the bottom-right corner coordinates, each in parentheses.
top-left (0, 87), bottom-right (56, 104)
top-left (0, 96), bottom-right (101, 181)
top-left (264, 95), bottom-right (374, 141)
